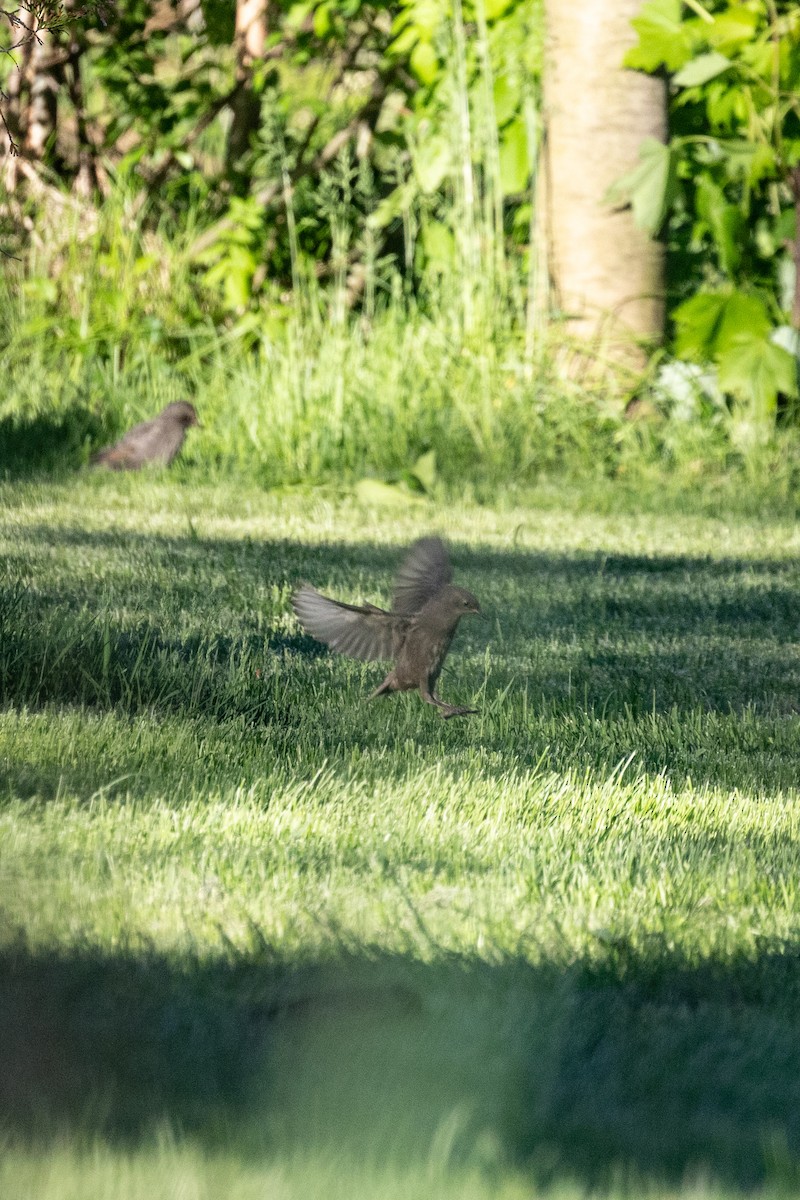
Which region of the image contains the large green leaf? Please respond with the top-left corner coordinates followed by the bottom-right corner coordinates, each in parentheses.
top-left (715, 291), bottom-right (772, 353)
top-left (607, 138), bottom-right (678, 236)
top-left (673, 291), bottom-right (730, 359)
top-left (624, 0), bottom-right (691, 72)
top-left (673, 52), bottom-right (732, 87)
top-left (717, 333), bottom-right (798, 421)
top-left (707, 8), bottom-right (759, 51)
top-left (718, 139), bottom-right (777, 187)
top-left (673, 290), bottom-right (773, 361)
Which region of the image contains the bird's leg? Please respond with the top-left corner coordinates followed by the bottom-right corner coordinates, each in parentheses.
top-left (420, 688), bottom-right (477, 719)
top-left (369, 672), bottom-right (398, 700)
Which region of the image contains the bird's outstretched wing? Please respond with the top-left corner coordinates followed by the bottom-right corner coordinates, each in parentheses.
top-left (292, 585), bottom-right (402, 661)
top-left (392, 536), bottom-right (452, 616)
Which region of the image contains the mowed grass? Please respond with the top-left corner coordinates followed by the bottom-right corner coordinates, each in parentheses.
top-left (3, 476), bottom-right (800, 1198)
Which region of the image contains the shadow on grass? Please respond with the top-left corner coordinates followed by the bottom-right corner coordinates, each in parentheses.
top-left (3, 524), bottom-right (800, 794)
top-left (3, 938), bottom-right (800, 1191)
top-left (8, 525), bottom-right (800, 686)
top-left (0, 410), bottom-right (105, 478)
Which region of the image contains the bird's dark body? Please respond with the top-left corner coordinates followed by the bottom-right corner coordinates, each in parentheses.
top-left (292, 538), bottom-right (481, 718)
top-left (92, 401), bottom-right (200, 470)
top-left (378, 603), bottom-right (456, 693)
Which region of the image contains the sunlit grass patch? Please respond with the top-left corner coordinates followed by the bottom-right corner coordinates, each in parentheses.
top-left (3, 480), bottom-right (800, 1196)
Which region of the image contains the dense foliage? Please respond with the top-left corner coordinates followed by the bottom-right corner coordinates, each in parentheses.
top-left (1, 0), bottom-right (542, 313)
top-left (3, 1), bottom-right (800, 489)
top-left (617, 0), bottom-right (800, 440)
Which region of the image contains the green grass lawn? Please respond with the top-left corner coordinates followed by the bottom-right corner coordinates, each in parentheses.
top-left (3, 476), bottom-right (800, 1199)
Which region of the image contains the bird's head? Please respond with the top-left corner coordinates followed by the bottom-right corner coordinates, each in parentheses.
top-left (444, 585), bottom-right (481, 617)
top-left (163, 401), bottom-right (201, 428)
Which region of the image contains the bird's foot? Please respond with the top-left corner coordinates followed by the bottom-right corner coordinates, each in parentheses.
top-left (421, 689), bottom-right (477, 718)
top-left (439, 704), bottom-right (478, 719)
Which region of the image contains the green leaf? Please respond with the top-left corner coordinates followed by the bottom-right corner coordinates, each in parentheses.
top-left (21, 277), bottom-right (57, 304)
top-left (718, 140), bottom-right (777, 188)
top-left (413, 134), bottom-right (451, 193)
top-left (420, 222), bottom-right (455, 273)
top-left (707, 9), bottom-right (759, 51)
top-left (410, 39), bottom-right (439, 85)
top-left (409, 448), bottom-right (437, 492)
top-left (715, 291), bottom-right (771, 353)
top-left (390, 25), bottom-right (420, 55)
top-left (312, 2), bottom-right (331, 37)
top-left (714, 206), bottom-right (745, 277)
top-left (285, 2), bottom-right (314, 31)
top-left (673, 52), bottom-right (732, 87)
top-left (493, 73), bottom-right (521, 126)
top-left (695, 177), bottom-right (744, 276)
top-left (674, 290), bottom-right (779, 378)
top-left (607, 138), bottom-right (678, 236)
top-left (624, 0), bottom-right (691, 73)
top-left (499, 116), bottom-right (530, 195)
top-left (368, 181), bottom-right (416, 230)
top-left (354, 479), bottom-right (424, 507)
top-left (401, 0), bottom-right (444, 40)
top-left (673, 291), bottom-right (730, 359)
top-left (485, 0), bottom-right (513, 19)
top-left (717, 333), bottom-right (797, 422)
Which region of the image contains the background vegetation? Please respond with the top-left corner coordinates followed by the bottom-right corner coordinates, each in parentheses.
top-left (0, 0), bottom-right (799, 501)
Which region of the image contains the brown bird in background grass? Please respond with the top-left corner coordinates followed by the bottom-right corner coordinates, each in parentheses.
top-left (292, 536), bottom-right (481, 718)
top-left (91, 401), bottom-right (200, 470)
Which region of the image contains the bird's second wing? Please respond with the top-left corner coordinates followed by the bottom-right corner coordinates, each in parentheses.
top-left (292, 585), bottom-right (400, 661)
top-left (392, 536), bottom-right (452, 615)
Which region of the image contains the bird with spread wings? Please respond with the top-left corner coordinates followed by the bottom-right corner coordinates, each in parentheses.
top-left (292, 536), bottom-right (481, 718)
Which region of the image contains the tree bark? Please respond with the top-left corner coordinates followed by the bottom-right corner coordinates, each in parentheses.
top-left (790, 167), bottom-right (800, 332)
top-left (23, 26), bottom-right (59, 161)
top-left (226, 0), bottom-right (268, 175)
top-left (542, 0), bottom-right (666, 378)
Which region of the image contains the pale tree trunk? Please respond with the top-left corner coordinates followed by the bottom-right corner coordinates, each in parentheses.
top-left (24, 19), bottom-right (59, 162)
top-left (226, 0), bottom-right (269, 175)
top-left (2, 9), bottom-right (60, 190)
top-left (542, 0), bottom-right (666, 379)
